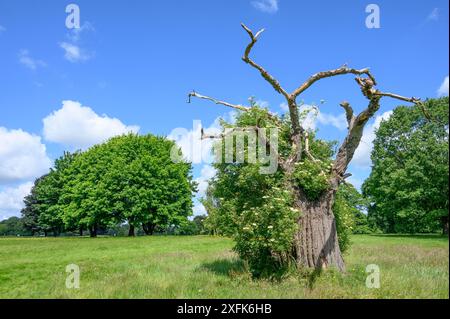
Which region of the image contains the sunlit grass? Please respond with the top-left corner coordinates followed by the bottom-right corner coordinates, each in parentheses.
top-left (0, 234), bottom-right (447, 298)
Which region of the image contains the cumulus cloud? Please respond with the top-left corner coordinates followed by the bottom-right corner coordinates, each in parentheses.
top-left (437, 76), bottom-right (449, 97)
top-left (193, 202), bottom-right (207, 216)
top-left (43, 100), bottom-right (140, 150)
top-left (298, 105), bottom-right (347, 131)
top-left (195, 165), bottom-right (216, 198)
top-left (0, 182), bottom-right (33, 220)
top-left (59, 42), bottom-right (92, 63)
top-left (168, 113), bottom-right (236, 218)
top-left (0, 127), bottom-right (52, 184)
top-left (252, 0), bottom-right (279, 13)
top-left (18, 50), bottom-right (46, 70)
top-left (317, 112), bottom-right (348, 131)
top-left (351, 110), bottom-right (393, 168)
top-left (192, 165), bottom-right (217, 218)
top-left (167, 111), bottom-right (236, 164)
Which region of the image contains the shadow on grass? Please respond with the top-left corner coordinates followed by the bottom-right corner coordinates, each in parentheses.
top-left (201, 258), bottom-right (329, 287)
top-left (200, 258), bottom-right (247, 277)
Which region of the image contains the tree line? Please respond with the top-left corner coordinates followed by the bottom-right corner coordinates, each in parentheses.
top-left (15, 134), bottom-right (197, 237)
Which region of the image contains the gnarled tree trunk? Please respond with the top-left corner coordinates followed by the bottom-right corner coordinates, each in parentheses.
top-left (293, 189), bottom-right (345, 272)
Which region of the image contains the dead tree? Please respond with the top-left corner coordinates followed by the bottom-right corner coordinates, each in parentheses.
top-left (188, 24), bottom-right (421, 272)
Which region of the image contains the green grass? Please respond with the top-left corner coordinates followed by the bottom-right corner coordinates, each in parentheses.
top-left (0, 234), bottom-right (448, 298)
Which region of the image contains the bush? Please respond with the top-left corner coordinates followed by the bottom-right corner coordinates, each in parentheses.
top-left (233, 187), bottom-right (299, 278)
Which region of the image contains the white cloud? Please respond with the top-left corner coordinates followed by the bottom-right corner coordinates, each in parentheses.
top-left (60, 42), bottom-right (92, 63)
top-left (437, 76), bottom-right (449, 97)
top-left (167, 111), bottom-right (236, 164)
top-left (168, 113), bottom-right (235, 219)
top-left (43, 100), bottom-right (140, 150)
top-left (252, 0), bottom-right (279, 13)
top-left (18, 50), bottom-right (46, 70)
top-left (427, 8), bottom-right (439, 21)
top-left (299, 105), bottom-right (347, 131)
top-left (192, 165), bottom-right (216, 217)
top-left (0, 182), bottom-right (33, 220)
top-left (0, 127), bottom-right (52, 184)
top-left (195, 165), bottom-right (216, 198)
top-left (0, 25), bottom-right (6, 33)
top-left (60, 22), bottom-right (94, 63)
top-left (317, 112), bottom-right (348, 131)
top-left (351, 110), bottom-right (393, 168)
top-left (193, 202), bottom-right (207, 216)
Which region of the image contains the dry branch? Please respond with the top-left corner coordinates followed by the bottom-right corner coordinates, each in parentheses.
top-left (291, 66), bottom-right (375, 99)
top-left (241, 23), bottom-right (289, 99)
top-left (188, 91), bottom-right (250, 112)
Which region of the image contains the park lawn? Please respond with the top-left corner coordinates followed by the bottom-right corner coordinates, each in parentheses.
top-left (0, 234), bottom-right (447, 299)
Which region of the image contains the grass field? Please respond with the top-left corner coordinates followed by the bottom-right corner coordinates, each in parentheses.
top-left (0, 234), bottom-right (448, 299)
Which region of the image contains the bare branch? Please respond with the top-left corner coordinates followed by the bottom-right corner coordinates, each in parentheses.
top-left (241, 23), bottom-right (289, 99)
top-left (188, 91), bottom-right (250, 112)
top-left (373, 91), bottom-right (421, 104)
top-left (189, 90), bottom-right (283, 127)
top-left (339, 101), bottom-right (354, 127)
top-left (337, 173), bottom-right (353, 186)
top-left (374, 91), bottom-right (444, 124)
top-left (342, 173), bottom-right (352, 179)
top-left (291, 66), bottom-right (375, 99)
top-left (332, 96), bottom-right (381, 181)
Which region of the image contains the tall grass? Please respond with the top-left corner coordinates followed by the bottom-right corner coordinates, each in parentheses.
top-left (0, 234), bottom-right (447, 298)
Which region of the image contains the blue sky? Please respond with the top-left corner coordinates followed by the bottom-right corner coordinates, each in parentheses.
top-left (0, 0), bottom-right (448, 220)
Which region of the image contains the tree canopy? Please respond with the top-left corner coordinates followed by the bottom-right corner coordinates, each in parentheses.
top-left (21, 133), bottom-right (196, 237)
top-left (363, 97), bottom-right (449, 234)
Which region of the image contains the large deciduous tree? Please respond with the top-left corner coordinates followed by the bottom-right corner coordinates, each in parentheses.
top-left (62, 134), bottom-right (196, 237)
top-left (363, 97), bottom-right (449, 234)
top-left (21, 152), bottom-right (79, 236)
top-left (189, 24), bottom-right (421, 273)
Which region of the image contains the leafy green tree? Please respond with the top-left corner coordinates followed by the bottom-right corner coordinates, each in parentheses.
top-left (363, 97), bottom-right (449, 234)
top-left (61, 143), bottom-right (121, 237)
top-left (0, 217), bottom-right (26, 236)
top-left (192, 215), bottom-right (207, 234)
top-left (62, 134), bottom-right (196, 236)
top-left (202, 186), bottom-right (235, 236)
top-left (20, 152), bottom-right (79, 236)
top-left (21, 176), bottom-right (46, 235)
top-left (333, 183), bottom-right (371, 249)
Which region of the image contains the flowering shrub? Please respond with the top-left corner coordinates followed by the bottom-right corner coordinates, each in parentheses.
top-left (233, 187), bottom-right (300, 277)
top-left (293, 159), bottom-right (332, 200)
